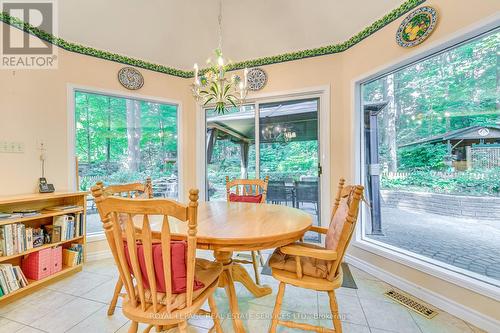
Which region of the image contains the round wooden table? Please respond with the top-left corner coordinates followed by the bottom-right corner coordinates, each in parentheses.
top-left (136, 201), bottom-right (312, 333)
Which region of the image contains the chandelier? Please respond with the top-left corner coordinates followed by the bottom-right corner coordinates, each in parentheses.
top-left (191, 0), bottom-right (249, 114)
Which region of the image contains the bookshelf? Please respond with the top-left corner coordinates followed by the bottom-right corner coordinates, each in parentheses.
top-left (0, 192), bottom-right (87, 304)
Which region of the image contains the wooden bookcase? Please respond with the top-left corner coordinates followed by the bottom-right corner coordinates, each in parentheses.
top-left (0, 192), bottom-right (87, 304)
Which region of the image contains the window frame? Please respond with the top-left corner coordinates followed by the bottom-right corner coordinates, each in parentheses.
top-left (352, 19), bottom-right (500, 300)
top-left (67, 84), bottom-right (183, 241)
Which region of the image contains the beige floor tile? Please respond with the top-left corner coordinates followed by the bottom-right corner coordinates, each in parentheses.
top-left (370, 328), bottom-right (401, 333)
top-left (318, 292), bottom-right (368, 326)
top-left (0, 317), bottom-right (25, 333)
top-left (31, 297), bottom-right (104, 333)
top-left (319, 320), bottom-right (371, 333)
top-left (82, 278), bottom-right (123, 306)
top-left (83, 258), bottom-right (119, 277)
top-left (355, 278), bottom-right (396, 303)
top-left (66, 306), bottom-right (129, 333)
top-left (359, 298), bottom-right (422, 333)
top-left (411, 311), bottom-right (474, 333)
top-left (115, 322), bottom-right (149, 333)
top-left (0, 287), bottom-right (55, 315)
top-left (2, 290), bottom-right (76, 325)
top-left (12, 327), bottom-right (46, 333)
top-left (45, 271), bottom-right (110, 296)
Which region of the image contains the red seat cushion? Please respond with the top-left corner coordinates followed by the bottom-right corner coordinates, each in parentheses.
top-left (124, 240), bottom-right (204, 294)
top-left (229, 193), bottom-right (263, 203)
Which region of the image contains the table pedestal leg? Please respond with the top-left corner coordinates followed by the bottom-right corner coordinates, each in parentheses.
top-left (215, 251), bottom-right (246, 333)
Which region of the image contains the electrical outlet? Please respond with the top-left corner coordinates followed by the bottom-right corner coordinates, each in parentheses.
top-left (0, 141), bottom-right (25, 153)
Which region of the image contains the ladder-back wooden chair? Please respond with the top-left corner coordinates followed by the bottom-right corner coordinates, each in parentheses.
top-left (268, 178), bottom-right (364, 333)
top-left (226, 176), bottom-right (269, 285)
top-left (93, 178), bottom-right (153, 316)
top-left (91, 188), bottom-right (223, 333)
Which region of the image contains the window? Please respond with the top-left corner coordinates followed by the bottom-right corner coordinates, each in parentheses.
top-left (74, 90), bottom-right (179, 236)
top-left (361, 29), bottom-right (500, 286)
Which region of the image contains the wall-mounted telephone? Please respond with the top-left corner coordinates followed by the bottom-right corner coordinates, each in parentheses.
top-left (38, 142), bottom-right (55, 193)
top-left (39, 177), bottom-right (55, 193)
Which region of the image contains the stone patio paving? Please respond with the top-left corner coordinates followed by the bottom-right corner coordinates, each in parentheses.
top-left (367, 206), bottom-right (500, 281)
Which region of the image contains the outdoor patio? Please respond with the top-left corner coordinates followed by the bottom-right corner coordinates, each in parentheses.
top-left (367, 206), bottom-right (500, 281)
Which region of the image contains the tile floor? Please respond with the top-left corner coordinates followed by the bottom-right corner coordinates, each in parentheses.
top-left (0, 252), bottom-right (487, 333)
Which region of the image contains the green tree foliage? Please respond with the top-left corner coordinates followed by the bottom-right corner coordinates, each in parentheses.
top-left (398, 143), bottom-right (447, 170)
top-left (75, 92), bottom-right (178, 190)
top-left (363, 30), bottom-right (499, 195)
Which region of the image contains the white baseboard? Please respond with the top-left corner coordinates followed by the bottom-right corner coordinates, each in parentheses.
top-left (345, 254), bottom-right (500, 333)
top-left (86, 249), bottom-right (112, 262)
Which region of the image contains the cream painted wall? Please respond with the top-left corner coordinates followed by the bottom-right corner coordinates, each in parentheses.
top-left (0, 0), bottom-right (499, 327)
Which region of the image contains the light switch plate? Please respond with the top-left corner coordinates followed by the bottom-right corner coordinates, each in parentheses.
top-left (0, 141), bottom-right (25, 153)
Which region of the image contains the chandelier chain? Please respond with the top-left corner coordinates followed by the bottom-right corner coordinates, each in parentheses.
top-left (218, 0), bottom-right (223, 51)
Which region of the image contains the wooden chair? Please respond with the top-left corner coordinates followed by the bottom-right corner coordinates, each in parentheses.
top-left (93, 178), bottom-right (153, 316)
top-left (268, 178), bottom-right (364, 333)
top-left (91, 187), bottom-right (223, 333)
top-left (226, 176), bottom-right (269, 285)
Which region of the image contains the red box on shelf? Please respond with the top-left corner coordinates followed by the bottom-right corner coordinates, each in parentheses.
top-left (21, 248), bottom-right (52, 280)
top-left (50, 246), bottom-right (63, 274)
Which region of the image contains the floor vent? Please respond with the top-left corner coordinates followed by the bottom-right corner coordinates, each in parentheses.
top-left (384, 289), bottom-right (438, 319)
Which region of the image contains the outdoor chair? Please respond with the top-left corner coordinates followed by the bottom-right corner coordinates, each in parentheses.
top-left (226, 175), bottom-right (269, 285)
top-left (92, 178), bottom-right (153, 316)
top-left (266, 180), bottom-right (289, 205)
top-left (268, 178), bottom-right (364, 333)
top-left (91, 188), bottom-right (223, 333)
top-left (295, 180), bottom-right (319, 215)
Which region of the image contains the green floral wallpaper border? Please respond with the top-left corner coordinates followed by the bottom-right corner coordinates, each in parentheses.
top-left (0, 0), bottom-right (425, 78)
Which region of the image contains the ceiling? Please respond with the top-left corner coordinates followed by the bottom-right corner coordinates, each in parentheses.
top-left (57, 0), bottom-right (407, 70)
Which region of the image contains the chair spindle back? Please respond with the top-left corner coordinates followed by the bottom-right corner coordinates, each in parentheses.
top-left (225, 176), bottom-right (270, 202)
top-left (91, 187), bottom-right (199, 314)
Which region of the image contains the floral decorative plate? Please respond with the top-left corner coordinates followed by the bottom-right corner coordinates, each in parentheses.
top-left (118, 67), bottom-right (144, 90)
top-left (396, 6), bottom-right (438, 48)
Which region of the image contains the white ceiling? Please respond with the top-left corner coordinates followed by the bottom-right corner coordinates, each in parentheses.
top-left (58, 0), bottom-right (407, 70)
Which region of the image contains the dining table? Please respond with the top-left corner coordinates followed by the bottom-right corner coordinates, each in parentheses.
top-left (134, 200), bottom-right (312, 333)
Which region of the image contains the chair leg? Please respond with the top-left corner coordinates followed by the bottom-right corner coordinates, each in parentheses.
top-left (128, 321), bottom-right (138, 333)
top-left (108, 277), bottom-right (123, 315)
top-left (269, 282), bottom-right (286, 333)
top-left (257, 250), bottom-right (265, 266)
top-left (328, 291), bottom-right (342, 333)
top-left (178, 321), bottom-right (188, 333)
top-left (251, 251), bottom-right (261, 285)
top-left (208, 294), bottom-right (223, 333)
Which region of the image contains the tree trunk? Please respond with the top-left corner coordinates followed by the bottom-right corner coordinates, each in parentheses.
top-left (383, 74), bottom-right (398, 172)
top-left (84, 94), bottom-right (91, 164)
top-left (106, 97), bottom-right (111, 165)
top-left (126, 99), bottom-right (141, 172)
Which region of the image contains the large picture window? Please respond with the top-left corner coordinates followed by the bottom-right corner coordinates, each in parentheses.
top-left (74, 90), bottom-right (178, 236)
top-left (361, 29), bottom-right (499, 286)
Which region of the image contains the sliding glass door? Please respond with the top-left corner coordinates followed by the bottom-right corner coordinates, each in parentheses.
top-left (361, 28), bottom-right (500, 285)
top-left (205, 98), bottom-right (321, 239)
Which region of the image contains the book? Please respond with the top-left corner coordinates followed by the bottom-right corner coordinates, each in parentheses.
top-left (0, 212), bottom-right (11, 219)
top-left (4, 224), bottom-right (14, 256)
top-left (45, 205), bottom-right (79, 211)
top-left (0, 269), bottom-right (9, 294)
top-left (25, 227), bottom-right (33, 250)
top-left (0, 264), bottom-right (20, 292)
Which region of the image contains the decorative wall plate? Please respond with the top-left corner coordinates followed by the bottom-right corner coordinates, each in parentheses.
top-left (118, 67), bottom-right (144, 90)
top-left (396, 6), bottom-right (437, 48)
top-left (247, 68), bottom-right (267, 91)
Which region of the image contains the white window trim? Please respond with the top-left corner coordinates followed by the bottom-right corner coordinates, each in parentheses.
top-left (196, 85), bottom-right (331, 229)
top-left (67, 84), bottom-right (183, 241)
top-left (351, 16), bottom-right (500, 300)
